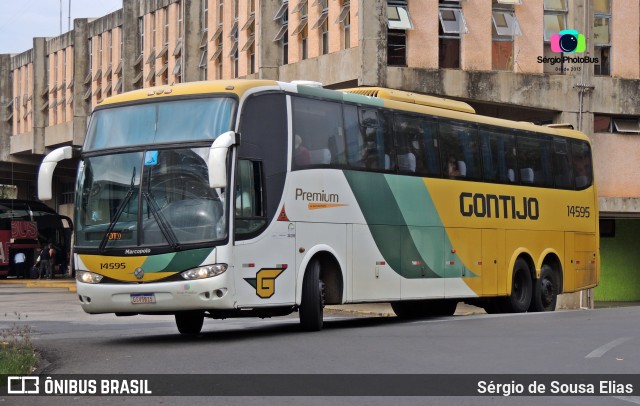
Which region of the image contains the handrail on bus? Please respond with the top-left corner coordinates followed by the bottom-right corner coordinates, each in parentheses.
top-left (38, 146), bottom-right (73, 201)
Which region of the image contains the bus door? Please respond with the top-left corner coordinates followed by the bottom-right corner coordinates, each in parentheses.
top-left (233, 159), bottom-right (296, 307)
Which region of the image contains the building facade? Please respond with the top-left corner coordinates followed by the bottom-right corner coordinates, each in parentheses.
top-left (1, 0), bottom-right (639, 303)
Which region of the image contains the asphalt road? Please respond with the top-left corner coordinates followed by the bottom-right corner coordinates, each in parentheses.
top-left (1, 284), bottom-right (639, 406)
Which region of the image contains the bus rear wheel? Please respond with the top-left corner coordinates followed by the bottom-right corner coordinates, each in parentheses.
top-left (501, 258), bottom-right (532, 313)
top-left (529, 265), bottom-right (558, 312)
top-left (175, 311), bottom-right (204, 335)
top-left (299, 259), bottom-right (325, 331)
top-left (391, 299), bottom-right (458, 319)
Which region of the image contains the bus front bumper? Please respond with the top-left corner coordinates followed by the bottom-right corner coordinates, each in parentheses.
top-left (76, 272), bottom-right (234, 314)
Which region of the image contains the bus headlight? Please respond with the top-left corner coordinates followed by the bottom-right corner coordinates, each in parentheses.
top-left (76, 270), bottom-right (104, 284)
top-left (180, 264), bottom-right (227, 280)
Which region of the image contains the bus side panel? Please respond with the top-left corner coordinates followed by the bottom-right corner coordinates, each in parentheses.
top-left (564, 232), bottom-right (576, 293)
top-left (444, 228), bottom-right (481, 298)
top-left (481, 229), bottom-right (502, 297)
top-left (574, 232), bottom-right (598, 290)
top-left (400, 226), bottom-right (445, 300)
top-left (233, 220), bottom-right (297, 308)
top-left (352, 224), bottom-right (401, 301)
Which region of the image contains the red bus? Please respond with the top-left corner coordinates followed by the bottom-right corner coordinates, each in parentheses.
top-left (0, 199), bottom-right (72, 278)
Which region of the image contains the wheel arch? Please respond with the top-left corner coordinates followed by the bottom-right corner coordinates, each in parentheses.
top-left (506, 249), bottom-right (535, 295)
top-left (296, 245), bottom-right (345, 305)
top-left (540, 251), bottom-right (564, 294)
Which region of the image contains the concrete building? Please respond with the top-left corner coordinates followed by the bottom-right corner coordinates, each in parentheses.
top-left (1, 0), bottom-right (639, 303)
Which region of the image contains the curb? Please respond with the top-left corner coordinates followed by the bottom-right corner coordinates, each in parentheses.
top-left (0, 278), bottom-right (77, 292)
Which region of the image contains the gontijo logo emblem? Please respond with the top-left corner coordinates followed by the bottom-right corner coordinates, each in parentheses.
top-left (551, 30), bottom-right (586, 53)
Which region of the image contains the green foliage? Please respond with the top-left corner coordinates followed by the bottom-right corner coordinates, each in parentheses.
top-left (0, 323), bottom-right (37, 377)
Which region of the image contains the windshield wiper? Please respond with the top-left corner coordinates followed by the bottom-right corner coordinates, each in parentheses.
top-left (98, 167), bottom-right (136, 253)
top-left (141, 191), bottom-right (180, 250)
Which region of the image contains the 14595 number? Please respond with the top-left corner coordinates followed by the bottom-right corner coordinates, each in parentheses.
top-left (567, 205), bottom-right (590, 218)
top-left (100, 262), bottom-right (126, 270)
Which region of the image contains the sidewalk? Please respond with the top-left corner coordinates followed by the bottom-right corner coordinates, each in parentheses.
top-left (326, 302), bottom-right (486, 317)
top-left (0, 277), bottom-right (77, 292)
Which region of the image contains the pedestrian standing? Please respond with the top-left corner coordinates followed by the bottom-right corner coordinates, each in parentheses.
top-left (39, 244), bottom-right (51, 279)
top-left (13, 251), bottom-right (26, 279)
top-left (47, 244), bottom-right (57, 279)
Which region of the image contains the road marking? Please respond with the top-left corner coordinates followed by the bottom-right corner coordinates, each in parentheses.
top-left (585, 337), bottom-right (632, 358)
top-left (613, 396), bottom-right (640, 405)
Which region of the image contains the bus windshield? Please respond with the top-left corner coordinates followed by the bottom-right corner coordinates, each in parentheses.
top-left (75, 147), bottom-right (227, 250)
top-left (84, 97), bottom-right (236, 151)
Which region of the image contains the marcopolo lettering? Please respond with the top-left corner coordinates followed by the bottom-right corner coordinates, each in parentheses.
top-left (459, 192), bottom-right (539, 220)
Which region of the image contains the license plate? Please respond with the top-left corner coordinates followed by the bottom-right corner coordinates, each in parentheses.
top-left (130, 293), bottom-right (156, 304)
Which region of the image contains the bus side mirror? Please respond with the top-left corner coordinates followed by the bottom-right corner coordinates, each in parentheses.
top-left (38, 146), bottom-right (73, 201)
top-left (208, 131), bottom-right (238, 188)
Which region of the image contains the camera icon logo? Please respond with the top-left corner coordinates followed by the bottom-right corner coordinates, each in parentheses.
top-left (550, 30), bottom-right (586, 53)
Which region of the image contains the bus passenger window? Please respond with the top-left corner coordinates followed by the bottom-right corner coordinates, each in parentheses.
top-left (291, 96), bottom-right (344, 169)
top-left (571, 141), bottom-right (592, 189)
top-left (439, 121), bottom-right (480, 180)
top-left (358, 108), bottom-right (394, 171)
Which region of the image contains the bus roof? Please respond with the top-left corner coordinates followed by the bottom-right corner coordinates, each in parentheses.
top-left (97, 80), bottom-right (590, 143)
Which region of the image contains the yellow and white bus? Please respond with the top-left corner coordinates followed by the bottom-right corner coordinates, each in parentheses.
top-left (38, 80), bottom-right (599, 334)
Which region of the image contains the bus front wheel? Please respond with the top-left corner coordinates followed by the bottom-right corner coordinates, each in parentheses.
top-left (299, 259), bottom-right (325, 331)
top-left (529, 265), bottom-right (558, 312)
top-left (175, 311), bottom-right (204, 335)
top-left (503, 258), bottom-right (532, 313)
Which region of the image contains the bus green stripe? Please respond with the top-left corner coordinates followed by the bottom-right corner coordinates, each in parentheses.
top-left (142, 248), bottom-right (212, 273)
top-left (344, 171), bottom-right (476, 279)
top-left (344, 171), bottom-right (439, 278)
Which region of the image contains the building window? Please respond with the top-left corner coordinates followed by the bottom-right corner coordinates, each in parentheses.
top-left (492, 2), bottom-right (521, 70)
top-left (200, 0), bottom-right (209, 80)
top-left (311, 0), bottom-right (329, 55)
top-left (274, 1), bottom-right (289, 64)
top-left (177, 0), bottom-right (183, 40)
top-left (543, 0), bottom-right (567, 74)
top-left (593, 0), bottom-right (611, 76)
top-left (230, 15), bottom-right (239, 77)
top-left (594, 115), bottom-right (640, 134)
top-left (336, 1), bottom-right (350, 49)
top-left (387, 1), bottom-right (413, 66)
top-left (242, 8), bottom-right (257, 73)
top-left (438, 0), bottom-right (466, 69)
top-left (151, 12), bottom-right (156, 50)
top-left (292, 1), bottom-right (309, 60)
top-left (61, 182), bottom-right (75, 205)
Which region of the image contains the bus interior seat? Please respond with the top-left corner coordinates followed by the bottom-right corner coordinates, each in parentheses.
top-left (309, 148), bottom-right (331, 165)
top-left (507, 169), bottom-right (515, 182)
top-left (521, 168), bottom-right (534, 183)
top-left (458, 161), bottom-right (467, 177)
top-left (398, 153), bottom-right (416, 172)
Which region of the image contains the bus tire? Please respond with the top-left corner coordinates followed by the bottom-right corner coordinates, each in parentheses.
top-left (175, 311), bottom-right (204, 335)
top-left (299, 259), bottom-right (324, 331)
top-left (529, 265), bottom-right (558, 312)
top-left (502, 258), bottom-right (532, 313)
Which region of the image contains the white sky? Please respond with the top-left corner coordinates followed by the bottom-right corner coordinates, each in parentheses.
top-left (0, 0), bottom-right (123, 54)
